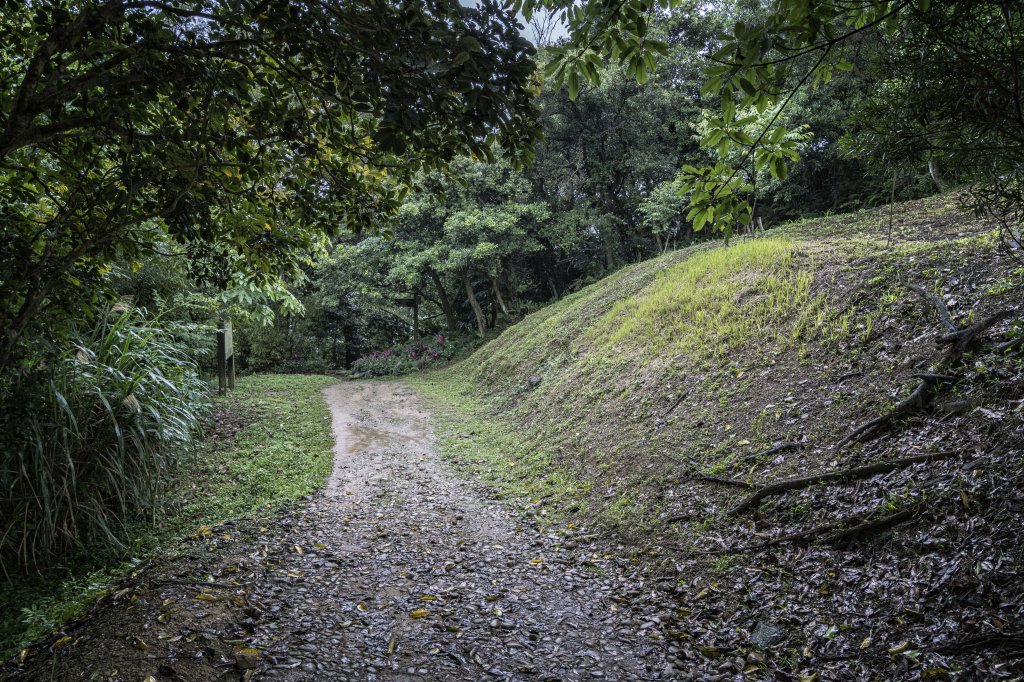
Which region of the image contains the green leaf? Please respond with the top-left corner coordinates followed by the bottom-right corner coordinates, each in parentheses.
top-left (567, 70), bottom-right (580, 100)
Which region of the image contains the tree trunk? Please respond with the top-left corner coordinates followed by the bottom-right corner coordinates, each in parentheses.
top-left (503, 269), bottom-right (520, 310)
top-left (464, 271), bottom-right (487, 336)
top-left (547, 277), bottom-right (560, 301)
top-left (412, 293), bottom-right (419, 337)
top-left (603, 227), bottom-right (616, 270)
top-left (429, 269), bottom-right (458, 332)
top-left (929, 157), bottom-right (948, 192)
top-left (491, 275), bottom-right (509, 317)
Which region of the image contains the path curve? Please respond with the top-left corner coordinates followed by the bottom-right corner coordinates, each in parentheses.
top-left (307, 380), bottom-right (668, 680)
top-left (4, 381), bottom-right (670, 681)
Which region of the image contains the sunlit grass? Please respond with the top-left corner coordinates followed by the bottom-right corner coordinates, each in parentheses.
top-left (591, 239), bottom-right (820, 363)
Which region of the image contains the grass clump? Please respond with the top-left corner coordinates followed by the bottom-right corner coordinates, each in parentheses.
top-left (0, 306), bottom-right (212, 573)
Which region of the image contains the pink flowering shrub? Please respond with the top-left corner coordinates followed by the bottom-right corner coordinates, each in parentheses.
top-left (352, 334), bottom-right (455, 376)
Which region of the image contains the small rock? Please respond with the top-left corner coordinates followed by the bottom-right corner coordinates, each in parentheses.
top-left (234, 648), bottom-right (260, 670)
top-left (749, 621), bottom-right (784, 647)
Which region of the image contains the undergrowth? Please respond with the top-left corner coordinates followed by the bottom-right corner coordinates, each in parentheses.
top-left (0, 373), bottom-right (336, 661)
top-left (0, 306), bottom-right (212, 571)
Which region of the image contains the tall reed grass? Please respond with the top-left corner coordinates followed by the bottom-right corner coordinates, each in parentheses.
top-left (0, 306), bottom-right (211, 572)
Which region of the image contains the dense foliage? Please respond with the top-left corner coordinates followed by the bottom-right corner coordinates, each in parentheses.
top-left (351, 334), bottom-right (461, 377)
top-left (0, 306), bottom-right (210, 569)
top-left (0, 0), bottom-right (540, 376)
top-left (527, 0), bottom-right (1024, 238)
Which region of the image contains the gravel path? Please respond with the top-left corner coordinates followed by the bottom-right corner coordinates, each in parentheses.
top-left (5, 381), bottom-right (670, 681)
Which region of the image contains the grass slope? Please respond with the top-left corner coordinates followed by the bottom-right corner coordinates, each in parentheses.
top-left (0, 374), bottom-right (336, 660)
top-left (413, 192), bottom-right (1022, 544)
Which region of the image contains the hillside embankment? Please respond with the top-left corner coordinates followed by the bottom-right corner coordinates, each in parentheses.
top-left (414, 194), bottom-right (1024, 679)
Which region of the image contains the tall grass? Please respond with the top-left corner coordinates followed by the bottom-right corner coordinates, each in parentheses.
top-left (0, 306), bottom-right (211, 572)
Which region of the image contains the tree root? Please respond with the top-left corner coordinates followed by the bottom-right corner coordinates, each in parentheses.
top-left (837, 374), bottom-right (952, 446)
top-left (728, 450), bottom-right (958, 516)
top-left (838, 308), bottom-right (1015, 447)
top-left (692, 473), bottom-right (752, 488)
top-left (905, 282), bottom-right (956, 333)
top-left (699, 507), bottom-right (917, 554)
top-left (743, 441), bottom-right (805, 462)
top-left (824, 507), bottom-right (915, 543)
top-left (938, 309), bottom-right (1014, 353)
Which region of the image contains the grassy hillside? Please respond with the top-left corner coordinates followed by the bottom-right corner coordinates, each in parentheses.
top-left (413, 194), bottom-right (1024, 678)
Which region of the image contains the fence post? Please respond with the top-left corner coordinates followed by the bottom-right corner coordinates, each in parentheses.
top-left (217, 320), bottom-right (234, 394)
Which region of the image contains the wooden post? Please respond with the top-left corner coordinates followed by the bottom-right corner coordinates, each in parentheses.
top-left (412, 293), bottom-right (419, 338)
top-left (217, 320), bottom-right (235, 395)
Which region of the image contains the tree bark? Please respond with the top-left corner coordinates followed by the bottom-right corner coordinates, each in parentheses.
top-left (603, 226), bottom-right (616, 270)
top-left (547, 277), bottom-right (560, 301)
top-left (464, 271), bottom-right (487, 336)
top-left (428, 269), bottom-right (458, 332)
top-left (412, 292), bottom-right (419, 337)
top-left (929, 157), bottom-right (948, 192)
top-left (491, 274), bottom-right (509, 317)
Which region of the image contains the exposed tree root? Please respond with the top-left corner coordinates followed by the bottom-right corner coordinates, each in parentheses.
top-left (657, 391), bottom-right (689, 424)
top-left (743, 441), bottom-right (805, 462)
top-left (838, 308), bottom-right (1015, 447)
top-left (932, 631), bottom-right (1024, 654)
top-left (905, 282), bottom-right (957, 333)
top-left (938, 310), bottom-right (1014, 354)
top-left (728, 450), bottom-right (958, 516)
top-left (837, 376), bottom-right (946, 446)
top-left (699, 507), bottom-right (917, 554)
top-left (824, 507), bottom-right (915, 543)
top-left (692, 473), bottom-right (752, 488)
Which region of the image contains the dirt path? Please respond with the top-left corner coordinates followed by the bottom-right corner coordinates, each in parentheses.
top-left (5, 381), bottom-right (670, 681)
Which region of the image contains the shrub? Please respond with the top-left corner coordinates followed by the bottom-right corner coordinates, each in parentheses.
top-left (0, 306), bottom-right (212, 572)
top-left (275, 354), bottom-right (332, 375)
top-left (351, 334), bottom-right (461, 376)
